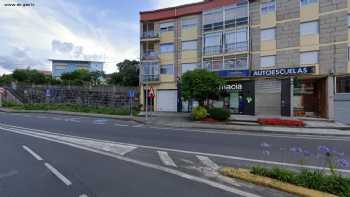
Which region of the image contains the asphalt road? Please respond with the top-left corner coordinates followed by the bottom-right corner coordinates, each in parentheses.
top-left (0, 111), bottom-right (349, 196)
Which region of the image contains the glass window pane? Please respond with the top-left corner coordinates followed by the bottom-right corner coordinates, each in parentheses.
top-left (182, 17), bottom-right (197, 28)
top-left (261, 0), bottom-right (275, 15)
top-left (160, 43), bottom-right (174, 53)
top-left (300, 51), bottom-right (319, 64)
top-left (300, 21), bottom-right (319, 36)
top-left (182, 41), bottom-right (197, 51)
top-left (260, 56), bottom-right (275, 67)
top-left (261, 28), bottom-right (275, 41)
top-left (160, 64), bottom-right (174, 75)
top-left (336, 76), bottom-right (350, 93)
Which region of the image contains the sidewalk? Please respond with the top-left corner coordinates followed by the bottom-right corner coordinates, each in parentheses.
top-left (1, 108), bottom-right (350, 136)
top-left (140, 112), bottom-right (350, 136)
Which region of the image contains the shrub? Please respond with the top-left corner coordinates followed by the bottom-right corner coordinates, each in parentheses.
top-left (208, 108), bottom-right (231, 121)
top-left (192, 106), bottom-right (207, 120)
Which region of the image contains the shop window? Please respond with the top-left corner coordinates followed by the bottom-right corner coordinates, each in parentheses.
top-left (300, 51), bottom-right (318, 65)
top-left (260, 56), bottom-right (275, 67)
top-left (182, 40), bottom-right (197, 51)
top-left (300, 0), bottom-right (318, 6)
top-left (261, 28), bottom-right (275, 41)
top-left (160, 43), bottom-right (174, 53)
top-left (160, 64), bottom-right (174, 75)
top-left (300, 21), bottom-right (319, 36)
top-left (261, 0), bottom-right (275, 15)
top-left (336, 76), bottom-right (350, 93)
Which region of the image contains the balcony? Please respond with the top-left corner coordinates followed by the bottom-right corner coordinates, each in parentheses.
top-left (143, 74), bottom-right (160, 82)
top-left (142, 51), bottom-right (159, 61)
top-left (204, 46), bottom-right (222, 56)
top-left (141, 31), bottom-right (159, 40)
top-left (225, 41), bottom-right (248, 53)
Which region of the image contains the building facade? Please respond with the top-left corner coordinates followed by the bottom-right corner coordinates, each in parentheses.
top-left (50, 59), bottom-right (104, 78)
top-left (140, 0), bottom-right (350, 123)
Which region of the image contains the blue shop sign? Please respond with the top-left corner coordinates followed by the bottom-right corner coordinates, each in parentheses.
top-left (216, 70), bottom-right (250, 77)
top-left (252, 66), bottom-right (315, 77)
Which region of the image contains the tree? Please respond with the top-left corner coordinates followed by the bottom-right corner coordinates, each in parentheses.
top-left (12, 69), bottom-right (49, 84)
top-left (108, 60), bottom-right (139, 86)
top-left (61, 69), bottom-right (105, 86)
top-left (0, 74), bottom-right (13, 85)
top-left (180, 69), bottom-right (225, 106)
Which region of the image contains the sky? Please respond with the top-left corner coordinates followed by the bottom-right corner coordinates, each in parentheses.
top-left (0, 0), bottom-right (202, 74)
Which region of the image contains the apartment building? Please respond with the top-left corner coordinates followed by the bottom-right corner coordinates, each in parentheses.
top-left (50, 59), bottom-right (104, 79)
top-left (140, 0), bottom-right (350, 123)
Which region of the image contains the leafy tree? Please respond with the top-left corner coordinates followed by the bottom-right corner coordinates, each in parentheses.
top-left (61, 69), bottom-right (105, 86)
top-left (0, 74), bottom-right (14, 85)
top-left (12, 69), bottom-right (49, 84)
top-left (180, 69), bottom-right (225, 106)
top-left (108, 60), bottom-right (139, 86)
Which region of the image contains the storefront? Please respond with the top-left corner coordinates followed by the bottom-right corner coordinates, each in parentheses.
top-left (218, 80), bottom-right (255, 115)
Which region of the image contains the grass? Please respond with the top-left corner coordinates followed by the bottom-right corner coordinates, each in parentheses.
top-left (251, 166), bottom-right (350, 197)
top-left (2, 101), bottom-right (139, 116)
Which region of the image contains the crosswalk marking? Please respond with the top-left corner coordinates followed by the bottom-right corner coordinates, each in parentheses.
top-left (196, 155), bottom-right (219, 170)
top-left (157, 151), bottom-right (177, 167)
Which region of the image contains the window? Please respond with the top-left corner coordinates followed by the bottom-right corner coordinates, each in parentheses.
top-left (225, 4), bottom-right (248, 28)
top-left (160, 22), bottom-right (174, 32)
top-left (181, 63), bottom-right (198, 74)
top-left (260, 56), bottom-right (276, 67)
top-left (204, 32), bottom-right (222, 55)
top-left (160, 43), bottom-right (174, 53)
top-left (300, 21), bottom-right (319, 36)
top-left (182, 40), bottom-right (197, 51)
top-left (224, 55), bottom-right (248, 70)
top-left (203, 9), bottom-right (224, 31)
top-left (348, 15), bottom-right (350, 27)
top-left (261, 0), bottom-right (275, 15)
top-left (300, 0), bottom-right (318, 6)
top-left (203, 58), bottom-right (223, 71)
top-left (182, 17), bottom-right (197, 29)
top-left (160, 64), bottom-right (174, 75)
top-left (261, 28), bottom-right (275, 41)
top-left (336, 76), bottom-right (350, 93)
top-left (225, 28), bottom-right (248, 52)
top-left (300, 51), bottom-right (318, 65)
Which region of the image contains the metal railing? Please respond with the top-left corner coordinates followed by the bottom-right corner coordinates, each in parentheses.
top-left (225, 41), bottom-right (248, 53)
top-left (143, 74), bottom-right (160, 82)
top-left (142, 51), bottom-right (159, 60)
top-left (204, 46), bottom-right (222, 56)
top-left (141, 31), bottom-right (159, 39)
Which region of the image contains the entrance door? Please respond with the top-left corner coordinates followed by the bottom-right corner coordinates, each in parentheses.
top-left (157, 90), bottom-right (177, 112)
top-left (255, 80), bottom-right (281, 116)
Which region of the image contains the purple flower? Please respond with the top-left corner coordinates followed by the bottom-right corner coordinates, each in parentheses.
top-left (331, 148), bottom-right (345, 157)
top-left (303, 150), bottom-right (312, 157)
top-left (262, 150), bottom-right (270, 156)
top-left (318, 145), bottom-right (331, 154)
top-left (336, 159), bottom-right (350, 168)
top-left (260, 142), bottom-right (271, 148)
top-left (289, 147), bottom-right (303, 153)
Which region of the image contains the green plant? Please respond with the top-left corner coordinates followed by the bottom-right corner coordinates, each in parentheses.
top-left (207, 108), bottom-right (230, 121)
top-left (191, 106), bottom-right (207, 120)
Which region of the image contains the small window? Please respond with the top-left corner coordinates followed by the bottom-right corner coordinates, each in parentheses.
top-left (336, 76), bottom-right (350, 93)
top-left (260, 56), bottom-right (276, 67)
top-left (181, 63), bottom-right (198, 74)
top-left (300, 0), bottom-right (318, 6)
top-left (160, 43), bottom-right (174, 53)
top-left (182, 17), bottom-right (197, 29)
top-left (300, 51), bottom-right (319, 65)
top-left (348, 15), bottom-right (350, 27)
top-left (182, 40), bottom-right (197, 51)
top-left (261, 0), bottom-right (275, 15)
top-left (160, 64), bottom-right (174, 75)
top-left (261, 28), bottom-right (275, 41)
top-left (160, 22), bottom-right (174, 32)
top-left (300, 21), bottom-right (319, 36)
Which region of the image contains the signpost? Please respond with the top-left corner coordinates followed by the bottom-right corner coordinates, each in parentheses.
top-left (148, 87), bottom-right (155, 119)
top-left (128, 90), bottom-right (135, 118)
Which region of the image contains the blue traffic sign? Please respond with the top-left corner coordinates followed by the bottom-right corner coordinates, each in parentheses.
top-left (128, 90), bottom-right (135, 98)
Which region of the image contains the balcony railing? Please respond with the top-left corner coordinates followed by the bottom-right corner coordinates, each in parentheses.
top-left (143, 74), bottom-right (160, 82)
top-left (225, 41), bottom-right (248, 53)
top-left (141, 31), bottom-right (159, 39)
top-left (204, 46), bottom-right (222, 56)
top-left (142, 51), bottom-right (159, 60)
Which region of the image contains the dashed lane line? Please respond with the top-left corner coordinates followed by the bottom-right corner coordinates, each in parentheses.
top-left (157, 151), bottom-right (177, 167)
top-left (196, 155), bottom-right (219, 170)
top-left (44, 163), bottom-right (72, 186)
top-left (22, 145), bottom-right (43, 161)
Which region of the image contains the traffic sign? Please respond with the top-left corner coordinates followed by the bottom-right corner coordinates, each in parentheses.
top-left (148, 87), bottom-right (155, 98)
top-left (128, 90), bottom-right (135, 98)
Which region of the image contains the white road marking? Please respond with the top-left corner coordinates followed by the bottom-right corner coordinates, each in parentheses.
top-left (44, 163), bottom-right (72, 186)
top-left (196, 156), bottom-right (219, 170)
top-left (157, 151), bottom-right (177, 167)
top-left (114, 123), bottom-right (129, 127)
top-left (37, 116), bottom-right (48, 119)
top-left (132, 124), bottom-right (143, 128)
top-left (79, 194), bottom-right (88, 197)
top-left (22, 145), bottom-right (43, 161)
top-left (52, 117), bottom-right (63, 121)
top-left (2, 123), bottom-right (350, 174)
top-left (4, 129), bottom-right (260, 197)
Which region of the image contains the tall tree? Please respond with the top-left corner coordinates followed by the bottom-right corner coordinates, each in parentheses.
top-left (108, 60), bottom-right (139, 86)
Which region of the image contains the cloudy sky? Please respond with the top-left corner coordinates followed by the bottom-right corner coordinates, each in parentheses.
top-left (0, 0), bottom-right (202, 74)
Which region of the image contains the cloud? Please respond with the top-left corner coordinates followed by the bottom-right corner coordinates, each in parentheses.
top-left (151, 0), bottom-right (203, 9)
top-left (51, 40), bottom-right (74, 54)
top-left (0, 47), bottom-right (44, 70)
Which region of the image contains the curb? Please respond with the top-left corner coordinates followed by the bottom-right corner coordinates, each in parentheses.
top-left (148, 122), bottom-right (350, 137)
top-left (0, 108), bottom-right (145, 124)
top-left (219, 167), bottom-right (337, 197)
